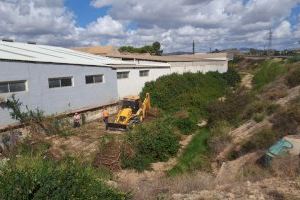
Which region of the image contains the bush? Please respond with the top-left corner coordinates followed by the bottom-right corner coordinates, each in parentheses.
top-left (174, 117), bottom-right (196, 135)
top-left (121, 119), bottom-right (180, 171)
top-left (140, 72), bottom-right (229, 116)
top-left (253, 60), bottom-right (287, 90)
top-left (222, 66), bottom-right (241, 87)
top-left (287, 55), bottom-right (300, 63)
top-left (2, 95), bottom-right (72, 136)
top-left (253, 113), bottom-right (265, 122)
top-left (285, 66), bottom-right (300, 88)
top-left (0, 156), bottom-right (129, 200)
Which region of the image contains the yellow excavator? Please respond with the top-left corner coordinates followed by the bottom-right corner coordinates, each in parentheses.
top-left (107, 93), bottom-right (151, 130)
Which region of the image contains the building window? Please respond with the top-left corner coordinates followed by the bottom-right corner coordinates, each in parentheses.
top-left (85, 74), bottom-right (104, 84)
top-left (0, 81), bottom-right (27, 93)
top-left (139, 70), bottom-right (149, 77)
top-left (49, 77), bottom-right (72, 88)
top-left (117, 71), bottom-right (129, 79)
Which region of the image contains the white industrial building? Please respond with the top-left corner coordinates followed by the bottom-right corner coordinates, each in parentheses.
top-left (0, 41), bottom-right (227, 128)
top-left (0, 41), bottom-right (171, 128)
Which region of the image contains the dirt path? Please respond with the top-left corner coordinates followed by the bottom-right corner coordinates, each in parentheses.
top-left (240, 73), bottom-right (254, 89)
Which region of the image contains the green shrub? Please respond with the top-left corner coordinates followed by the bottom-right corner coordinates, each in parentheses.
top-left (222, 66), bottom-right (241, 87)
top-left (253, 60), bottom-right (287, 90)
top-left (2, 95), bottom-right (72, 136)
top-left (168, 129), bottom-right (211, 176)
top-left (174, 117), bottom-right (196, 135)
top-left (140, 72), bottom-right (229, 116)
top-left (285, 66), bottom-right (300, 88)
top-left (253, 113), bottom-right (265, 122)
top-left (287, 55), bottom-right (300, 63)
top-left (121, 119), bottom-right (180, 171)
top-left (0, 156), bottom-right (129, 200)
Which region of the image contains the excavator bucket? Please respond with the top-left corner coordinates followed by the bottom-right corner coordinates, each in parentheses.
top-left (107, 122), bottom-right (127, 130)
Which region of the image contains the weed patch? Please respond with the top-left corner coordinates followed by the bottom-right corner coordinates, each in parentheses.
top-left (168, 129), bottom-right (211, 176)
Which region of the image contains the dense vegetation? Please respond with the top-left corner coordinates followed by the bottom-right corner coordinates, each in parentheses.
top-left (253, 60), bottom-right (286, 90)
top-left (119, 41), bottom-right (163, 55)
top-left (0, 156), bottom-right (128, 200)
top-left (140, 68), bottom-right (240, 117)
top-left (120, 67), bottom-right (240, 173)
top-left (121, 118), bottom-right (180, 171)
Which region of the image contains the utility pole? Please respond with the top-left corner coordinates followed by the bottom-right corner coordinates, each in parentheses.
top-left (193, 40), bottom-right (195, 54)
top-left (267, 27), bottom-right (273, 56)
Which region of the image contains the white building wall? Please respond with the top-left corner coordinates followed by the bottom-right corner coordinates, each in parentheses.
top-left (170, 61), bottom-right (228, 74)
top-left (116, 67), bottom-right (171, 98)
top-left (0, 61), bottom-right (118, 127)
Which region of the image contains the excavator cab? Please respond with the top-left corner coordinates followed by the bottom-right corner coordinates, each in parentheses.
top-left (121, 96), bottom-right (140, 114)
top-left (107, 93), bottom-right (150, 131)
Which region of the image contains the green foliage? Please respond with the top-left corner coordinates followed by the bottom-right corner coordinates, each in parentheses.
top-left (2, 94), bottom-right (44, 124)
top-left (168, 129), bottom-right (211, 176)
top-left (119, 41), bottom-right (163, 55)
top-left (140, 72), bottom-right (229, 116)
top-left (222, 66), bottom-right (241, 87)
top-left (253, 60), bottom-right (287, 90)
top-left (0, 156), bottom-right (129, 200)
top-left (285, 66), bottom-right (300, 88)
top-left (1, 95), bottom-right (72, 136)
top-left (121, 119), bottom-right (180, 171)
top-left (174, 117), bottom-right (196, 135)
top-left (287, 55), bottom-right (300, 63)
top-left (253, 113), bottom-right (265, 122)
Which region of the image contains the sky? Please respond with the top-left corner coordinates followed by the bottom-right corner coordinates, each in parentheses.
top-left (0, 0), bottom-right (300, 53)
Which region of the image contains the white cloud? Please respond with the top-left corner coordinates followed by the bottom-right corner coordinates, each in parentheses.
top-left (0, 0), bottom-right (300, 51)
top-left (274, 21), bottom-right (292, 39)
top-left (86, 16), bottom-right (124, 36)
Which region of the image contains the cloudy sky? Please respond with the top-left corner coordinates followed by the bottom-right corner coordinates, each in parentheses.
top-left (0, 0), bottom-right (300, 52)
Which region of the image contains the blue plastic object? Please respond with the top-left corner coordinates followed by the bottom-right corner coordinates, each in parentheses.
top-left (266, 139), bottom-right (293, 158)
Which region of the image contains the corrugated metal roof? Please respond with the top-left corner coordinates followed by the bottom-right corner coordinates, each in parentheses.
top-left (106, 53), bottom-right (228, 62)
top-left (0, 41), bottom-right (150, 67)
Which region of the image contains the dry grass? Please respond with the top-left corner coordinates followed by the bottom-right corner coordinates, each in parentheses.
top-left (118, 172), bottom-right (214, 200)
top-left (271, 155), bottom-right (300, 178)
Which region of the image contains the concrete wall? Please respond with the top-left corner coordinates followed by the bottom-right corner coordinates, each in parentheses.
top-left (170, 60), bottom-right (228, 74)
top-left (116, 67), bottom-right (171, 98)
top-left (0, 61), bottom-right (118, 127)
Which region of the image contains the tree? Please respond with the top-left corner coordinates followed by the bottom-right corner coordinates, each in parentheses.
top-left (119, 42), bottom-right (163, 55)
top-left (152, 41), bottom-right (163, 55)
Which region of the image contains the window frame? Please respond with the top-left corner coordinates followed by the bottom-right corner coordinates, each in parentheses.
top-left (0, 80), bottom-right (27, 94)
top-left (117, 71), bottom-right (130, 79)
top-left (48, 77), bottom-right (73, 89)
top-left (85, 74), bottom-right (104, 84)
top-left (139, 70), bottom-right (150, 77)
